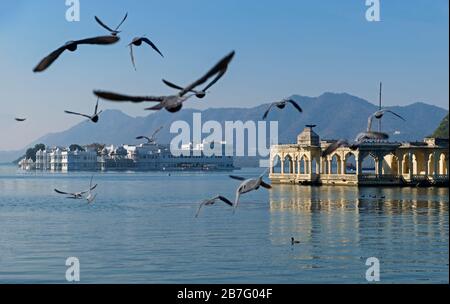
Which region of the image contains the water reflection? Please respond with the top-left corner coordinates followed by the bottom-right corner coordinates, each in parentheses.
top-left (268, 184), bottom-right (449, 282)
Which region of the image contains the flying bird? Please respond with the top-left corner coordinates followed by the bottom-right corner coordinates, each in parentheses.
top-left (195, 195), bottom-right (234, 218)
top-left (322, 131), bottom-right (390, 157)
top-left (33, 36), bottom-right (120, 72)
top-left (54, 183), bottom-right (98, 200)
top-left (15, 118), bottom-right (27, 122)
top-left (229, 170), bottom-right (272, 213)
top-left (95, 13), bottom-right (128, 36)
top-left (64, 98), bottom-right (103, 123)
top-left (263, 99), bottom-right (303, 120)
top-left (94, 51), bottom-right (235, 113)
top-left (161, 58), bottom-right (232, 99)
top-left (367, 109), bottom-right (406, 131)
top-left (136, 126), bottom-right (163, 144)
top-left (129, 36), bottom-right (164, 70)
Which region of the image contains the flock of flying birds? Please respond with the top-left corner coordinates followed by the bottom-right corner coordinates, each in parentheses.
top-left (16, 13), bottom-right (407, 214)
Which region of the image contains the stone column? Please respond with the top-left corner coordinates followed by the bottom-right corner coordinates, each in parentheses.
top-left (328, 159), bottom-right (332, 174)
top-left (297, 158), bottom-right (301, 175)
top-left (281, 159), bottom-right (284, 175)
top-left (377, 156), bottom-right (383, 177)
top-left (356, 157), bottom-right (361, 175)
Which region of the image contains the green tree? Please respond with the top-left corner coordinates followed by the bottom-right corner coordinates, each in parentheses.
top-left (433, 113), bottom-right (449, 139)
top-left (69, 144), bottom-right (85, 152)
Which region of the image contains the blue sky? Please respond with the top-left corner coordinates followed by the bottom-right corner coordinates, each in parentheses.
top-left (0, 0), bottom-right (448, 150)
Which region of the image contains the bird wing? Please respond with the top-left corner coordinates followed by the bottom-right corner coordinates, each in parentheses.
top-left (54, 189), bottom-right (73, 196)
top-left (179, 51), bottom-right (235, 97)
top-left (202, 69), bottom-right (226, 92)
top-left (144, 103), bottom-right (165, 111)
top-left (322, 140), bottom-right (349, 157)
top-left (15, 118), bottom-right (26, 122)
top-left (229, 175), bottom-right (246, 181)
top-left (367, 114), bottom-right (375, 132)
top-left (33, 45), bottom-right (67, 72)
top-left (94, 90), bottom-right (165, 103)
top-left (260, 181), bottom-right (272, 190)
top-left (136, 136), bottom-right (152, 143)
top-left (262, 103), bottom-right (276, 120)
top-left (233, 190), bottom-right (241, 213)
top-left (141, 37), bottom-right (164, 58)
top-left (217, 196), bottom-right (234, 206)
top-left (162, 79), bottom-right (186, 91)
top-left (94, 98), bottom-right (99, 114)
top-left (151, 126), bottom-right (164, 139)
top-left (129, 44), bottom-right (137, 71)
top-left (64, 110), bottom-right (91, 119)
top-left (115, 12), bottom-right (128, 31)
top-left (385, 110), bottom-right (406, 121)
top-left (286, 100), bottom-right (303, 113)
top-left (94, 16), bottom-right (115, 33)
top-left (195, 201), bottom-right (208, 218)
top-left (76, 35), bottom-right (120, 45)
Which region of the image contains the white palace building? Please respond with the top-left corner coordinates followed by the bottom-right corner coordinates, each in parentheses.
top-left (269, 125), bottom-right (449, 187)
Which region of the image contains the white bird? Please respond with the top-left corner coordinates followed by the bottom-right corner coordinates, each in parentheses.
top-left (86, 176), bottom-right (98, 204)
top-left (54, 182), bottom-right (97, 200)
top-left (367, 109), bottom-right (406, 132)
top-left (229, 170), bottom-right (272, 213)
top-left (195, 195), bottom-right (234, 218)
top-left (64, 98), bottom-right (102, 123)
top-left (136, 126), bottom-right (163, 144)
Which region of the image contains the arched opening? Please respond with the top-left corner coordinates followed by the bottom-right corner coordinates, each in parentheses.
top-left (439, 153), bottom-right (448, 175)
top-left (383, 153), bottom-right (399, 175)
top-left (414, 152), bottom-right (427, 175)
top-left (402, 154), bottom-right (410, 175)
top-left (311, 158), bottom-right (319, 175)
top-left (361, 153), bottom-right (376, 174)
top-left (428, 153), bottom-right (436, 176)
top-left (330, 154), bottom-right (342, 175)
top-left (344, 152), bottom-right (357, 175)
top-left (300, 155), bottom-right (309, 174)
top-left (272, 155), bottom-right (281, 174)
top-left (284, 155), bottom-right (294, 174)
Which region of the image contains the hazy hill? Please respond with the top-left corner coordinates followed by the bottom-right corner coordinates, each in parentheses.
top-left (1, 92), bottom-right (447, 163)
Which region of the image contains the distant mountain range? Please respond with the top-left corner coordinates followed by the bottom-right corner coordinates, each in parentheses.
top-left (1, 92), bottom-right (448, 163)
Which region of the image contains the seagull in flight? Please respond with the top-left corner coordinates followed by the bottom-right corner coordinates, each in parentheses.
top-left (195, 195), bottom-right (234, 218)
top-left (129, 36), bottom-right (164, 70)
top-left (33, 36), bottom-right (120, 72)
top-left (322, 131), bottom-right (390, 157)
top-left (162, 51), bottom-right (234, 99)
top-left (229, 170), bottom-right (272, 213)
top-left (54, 181), bottom-right (98, 200)
top-left (136, 126), bottom-right (164, 144)
top-left (94, 51), bottom-right (235, 113)
top-left (367, 108), bottom-right (406, 131)
top-left (263, 99), bottom-right (303, 120)
top-left (15, 117), bottom-right (26, 122)
top-left (64, 98), bottom-right (103, 123)
top-left (95, 13), bottom-right (128, 36)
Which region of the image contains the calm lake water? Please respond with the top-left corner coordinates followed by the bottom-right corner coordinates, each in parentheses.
top-left (0, 164), bottom-right (448, 283)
